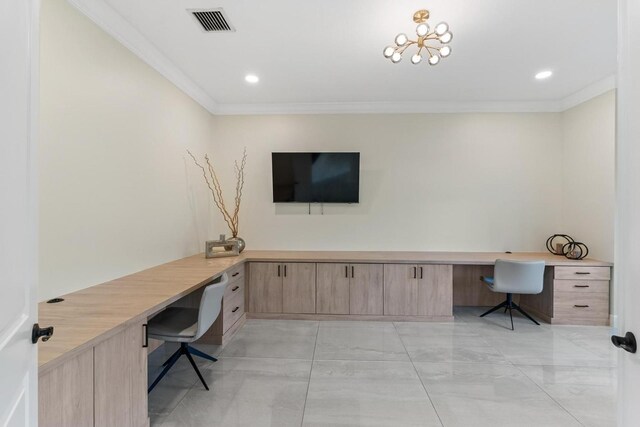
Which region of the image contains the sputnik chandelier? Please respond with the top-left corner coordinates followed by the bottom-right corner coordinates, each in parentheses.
top-left (383, 9), bottom-right (452, 66)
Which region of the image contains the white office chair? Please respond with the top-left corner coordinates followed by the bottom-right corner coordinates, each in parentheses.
top-left (147, 272), bottom-right (228, 393)
top-left (479, 260), bottom-right (545, 330)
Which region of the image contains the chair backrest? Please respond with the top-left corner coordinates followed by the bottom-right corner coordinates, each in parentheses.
top-left (194, 273), bottom-right (228, 340)
top-left (492, 259), bottom-right (545, 294)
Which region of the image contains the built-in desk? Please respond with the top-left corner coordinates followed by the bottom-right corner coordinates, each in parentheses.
top-left (37, 250), bottom-right (612, 426)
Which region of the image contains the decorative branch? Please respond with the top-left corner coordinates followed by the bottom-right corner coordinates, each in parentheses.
top-left (187, 148), bottom-right (247, 237)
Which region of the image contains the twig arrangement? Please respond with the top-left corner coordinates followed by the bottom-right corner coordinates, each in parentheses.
top-left (187, 148), bottom-right (247, 238)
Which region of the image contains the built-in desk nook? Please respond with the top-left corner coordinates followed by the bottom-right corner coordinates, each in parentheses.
top-left (37, 250), bottom-right (612, 426)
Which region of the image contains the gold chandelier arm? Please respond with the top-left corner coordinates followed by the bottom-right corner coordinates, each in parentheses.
top-left (396, 40), bottom-right (417, 54)
top-left (423, 45), bottom-right (440, 56)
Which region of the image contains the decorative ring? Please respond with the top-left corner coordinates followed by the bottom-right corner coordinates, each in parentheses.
top-left (546, 234), bottom-right (574, 255)
top-left (562, 241), bottom-right (589, 260)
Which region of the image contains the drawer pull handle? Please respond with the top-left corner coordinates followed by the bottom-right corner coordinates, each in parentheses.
top-left (574, 285), bottom-right (590, 288)
top-left (575, 272), bottom-right (591, 275)
top-left (232, 272), bottom-right (240, 277)
top-left (232, 286), bottom-right (240, 292)
top-left (232, 307), bottom-right (240, 313)
top-left (574, 304), bottom-right (590, 308)
top-left (142, 324), bottom-right (148, 348)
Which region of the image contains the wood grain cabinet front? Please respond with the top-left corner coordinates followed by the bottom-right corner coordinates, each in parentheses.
top-left (94, 321), bottom-right (148, 427)
top-left (40, 322), bottom-right (149, 427)
top-left (248, 262), bottom-right (316, 314)
top-left (417, 265), bottom-right (453, 317)
top-left (317, 263), bottom-right (351, 314)
top-left (39, 348), bottom-right (94, 427)
top-left (316, 263), bottom-right (383, 315)
top-left (384, 264), bottom-right (453, 316)
top-left (248, 262), bottom-right (283, 313)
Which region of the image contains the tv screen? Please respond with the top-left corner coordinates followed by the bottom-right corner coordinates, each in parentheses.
top-left (272, 152), bottom-right (360, 203)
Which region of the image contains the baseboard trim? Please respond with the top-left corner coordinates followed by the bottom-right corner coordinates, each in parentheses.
top-left (246, 313), bottom-right (454, 322)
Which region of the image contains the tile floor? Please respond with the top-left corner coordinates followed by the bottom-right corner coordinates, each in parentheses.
top-left (149, 307), bottom-right (617, 427)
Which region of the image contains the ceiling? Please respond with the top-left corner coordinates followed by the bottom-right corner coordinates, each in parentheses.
top-left (88, 0), bottom-right (617, 113)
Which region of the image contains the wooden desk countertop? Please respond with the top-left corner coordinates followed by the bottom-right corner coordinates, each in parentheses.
top-left (38, 250), bottom-right (612, 373)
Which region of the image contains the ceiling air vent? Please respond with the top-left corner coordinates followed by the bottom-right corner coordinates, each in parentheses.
top-left (190, 9), bottom-right (235, 32)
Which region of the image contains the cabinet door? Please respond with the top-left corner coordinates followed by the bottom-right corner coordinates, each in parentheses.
top-left (282, 263), bottom-right (317, 313)
top-left (417, 265), bottom-right (453, 316)
top-left (317, 263), bottom-right (350, 314)
top-left (384, 264), bottom-right (418, 315)
top-left (350, 264), bottom-right (384, 315)
top-left (39, 348), bottom-right (94, 427)
top-left (248, 262), bottom-right (283, 313)
top-left (94, 321), bottom-right (148, 427)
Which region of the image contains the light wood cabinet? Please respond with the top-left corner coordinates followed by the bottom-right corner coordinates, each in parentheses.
top-left (39, 348), bottom-right (94, 427)
top-left (317, 263), bottom-right (350, 314)
top-left (39, 322), bottom-right (148, 427)
top-left (417, 265), bottom-right (453, 316)
top-left (316, 263), bottom-right (383, 315)
top-left (384, 264), bottom-right (419, 315)
top-left (384, 264), bottom-right (453, 316)
top-left (283, 262), bottom-right (317, 313)
top-left (94, 321), bottom-right (148, 427)
top-left (350, 264), bottom-right (384, 315)
top-left (249, 262), bottom-right (283, 313)
top-left (249, 262), bottom-right (316, 314)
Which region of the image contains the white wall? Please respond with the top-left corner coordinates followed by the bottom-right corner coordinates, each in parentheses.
top-left (38, 0), bottom-right (616, 301)
top-left (38, 0), bottom-right (215, 301)
top-left (209, 113), bottom-right (564, 252)
top-left (561, 90), bottom-right (616, 262)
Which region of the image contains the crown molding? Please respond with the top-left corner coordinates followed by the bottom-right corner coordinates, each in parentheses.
top-left (214, 100), bottom-right (563, 115)
top-left (65, 0), bottom-right (615, 117)
top-left (67, 0), bottom-right (219, 115)
top-left (559, 74), bottom-right (617, 111)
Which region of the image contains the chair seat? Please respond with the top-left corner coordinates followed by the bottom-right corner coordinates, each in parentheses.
top-left (148, 307), bottom-right (199, 342)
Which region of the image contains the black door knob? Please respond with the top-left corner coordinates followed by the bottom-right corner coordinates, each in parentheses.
top-left (32, 323), bottom-right (54, 344)
top-left (611, 332), bottom-right (637, 354)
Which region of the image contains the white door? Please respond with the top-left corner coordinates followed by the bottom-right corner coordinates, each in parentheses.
top-left (0, 0), bottom-right (40, 425)
top-left (616, 1), bottom-right (640, 425)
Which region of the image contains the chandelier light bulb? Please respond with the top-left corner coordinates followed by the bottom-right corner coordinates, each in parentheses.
top-left (439, 31), bottom-right (453, 44)
top-left (435, 22), bottom-right (449, 36)
top-left (383, 10), bottom-right (452, 68)
top-left (383, 46), bottom-right (395, 58)
top-left (416, 23), bottom-right (429, 37)
top-left (395, 33), bottom-right (408, 46)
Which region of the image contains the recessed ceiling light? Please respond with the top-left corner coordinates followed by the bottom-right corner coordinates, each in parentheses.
top-left (535, 70), bottom-right (553, 80)
top-left (245, 74), bottom-right (259, 84)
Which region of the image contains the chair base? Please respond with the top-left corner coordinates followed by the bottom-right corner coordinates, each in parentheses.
top-left (148, 343), bottom-right (217, 393)
top-left (479, 293), bottom-right (540, 330)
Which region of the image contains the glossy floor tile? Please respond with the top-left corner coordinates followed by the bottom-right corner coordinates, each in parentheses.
top-left (314, 321), bottom-right (410, 361)
top-left (220, 319), bottom-right (318, 359)
top-left (303, 360), bottom-right (441, 427)
top-left (149, 313), bottom-right (618, 427)
top-left (154, 357), bottom-right (312, 427)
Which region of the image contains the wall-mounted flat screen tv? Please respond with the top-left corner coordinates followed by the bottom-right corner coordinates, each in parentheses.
top-left (272, 152), bottom-right (360, 203)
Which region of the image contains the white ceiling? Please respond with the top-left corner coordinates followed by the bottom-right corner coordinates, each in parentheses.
top-left (87, 0), bottom-right (617, 113)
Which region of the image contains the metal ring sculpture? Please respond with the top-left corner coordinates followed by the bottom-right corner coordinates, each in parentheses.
top-left (562, 241), bottom-right (589, 260)
top-left (546, 234), bottom-right (574, 255)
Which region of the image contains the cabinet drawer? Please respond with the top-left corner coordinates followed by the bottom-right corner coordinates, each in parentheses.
top-left (554, 266), bottom-right (610, 281)
top-left (227, 264), bottom-right (245, 282)
top-left (554, 291), bottom-right (609, 319)
top-left (224, 278), bottom-right (245, 301)
top-left (223, 290), bottom-right (245, 333)
top-left (554, 280), bottom-right (609, 294)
